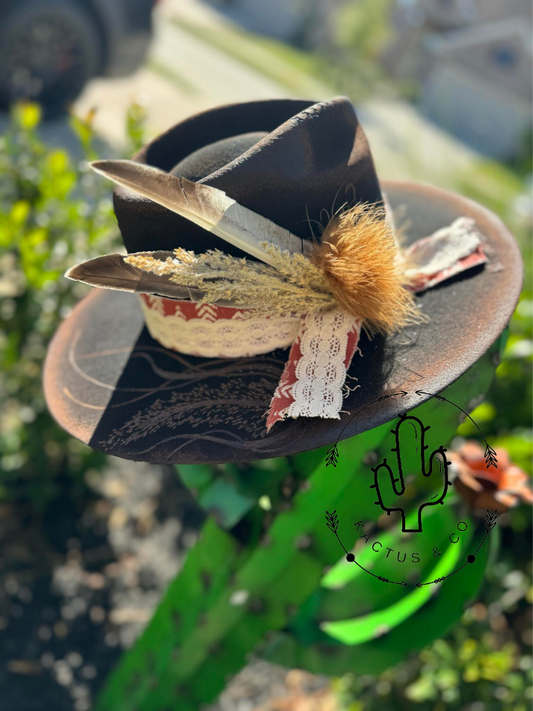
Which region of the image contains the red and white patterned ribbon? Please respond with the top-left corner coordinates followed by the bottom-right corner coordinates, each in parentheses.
top-left (140, 217), bottom-right (487, 430)
top-left (266, 311), bottom-right (361, 431)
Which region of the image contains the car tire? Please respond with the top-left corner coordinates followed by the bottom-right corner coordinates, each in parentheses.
top-left (0, 0), bottom-right (104, 116)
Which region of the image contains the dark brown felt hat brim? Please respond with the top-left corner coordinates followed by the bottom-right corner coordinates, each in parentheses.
top-left (43, 181), bottom-right (522, 464)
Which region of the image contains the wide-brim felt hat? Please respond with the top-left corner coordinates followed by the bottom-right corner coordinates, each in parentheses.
top-left (43, 98), bottom-right (522, 464)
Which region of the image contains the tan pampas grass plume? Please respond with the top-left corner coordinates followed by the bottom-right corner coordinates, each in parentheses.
top-left (125, 245), bottom-right (337, 317)
top-left (311, 203), bottom-right (422, 334)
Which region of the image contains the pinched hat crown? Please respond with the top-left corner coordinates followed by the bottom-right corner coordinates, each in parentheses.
top-left (113, 98), bottom-right (383, 255)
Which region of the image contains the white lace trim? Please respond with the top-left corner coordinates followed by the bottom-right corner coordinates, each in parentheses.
top-left (140, 297), bottom-right (301, 358)
top-left (287, 310), bottom-right (357, 419)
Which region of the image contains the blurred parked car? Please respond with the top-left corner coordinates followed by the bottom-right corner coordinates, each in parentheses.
top-left (0, 0), bottom-right (156, 115)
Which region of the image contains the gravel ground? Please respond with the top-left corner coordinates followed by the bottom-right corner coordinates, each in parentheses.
top-left (0, 459), bottom-right (331, 711)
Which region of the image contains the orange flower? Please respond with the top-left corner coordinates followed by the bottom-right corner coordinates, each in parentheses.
top-left (450, 441), bottom-right (533, 513)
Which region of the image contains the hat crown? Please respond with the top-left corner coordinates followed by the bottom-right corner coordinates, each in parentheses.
top-left (170, 132), bottom-right (268, 181)
top-left (113, 98), bottom-right (382, 256)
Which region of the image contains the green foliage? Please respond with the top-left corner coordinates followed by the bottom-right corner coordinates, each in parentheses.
top-left (125, 102), bottom-right (149, 154)
top-left (178, 458), bottom-right (294, 530)
top-left (334, 0), bottom-right (394, 60)
top-left (265, 529), bottom-right (492, 679)
top-left (0, 103), bottom-right (124, 502)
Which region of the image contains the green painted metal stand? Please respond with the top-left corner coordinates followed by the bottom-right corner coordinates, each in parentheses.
top-left (95, 337), bottom-right (503, 711)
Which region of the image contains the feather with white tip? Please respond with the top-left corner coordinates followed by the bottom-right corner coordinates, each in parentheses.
top-left (90, 159), bottom-right (310, 267)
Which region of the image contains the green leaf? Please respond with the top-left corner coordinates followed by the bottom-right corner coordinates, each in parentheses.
top-left (313, 499), bottom-right (463, 627)
top-left (199, 476), bottom-right (255, 529)
top-left (321, 498), bottom-right (459, 591)
top-left (177, 463), bottom-right (215, 490)
top-left (14, 102), bottom-right (41, 130)
top-left (177, 458), bottom-right (292, 529)
top-left (10, 200), bottom-right (30, 226)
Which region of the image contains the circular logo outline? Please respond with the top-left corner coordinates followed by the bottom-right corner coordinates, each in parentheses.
top-left (324, 389), bottom-right (499, 588)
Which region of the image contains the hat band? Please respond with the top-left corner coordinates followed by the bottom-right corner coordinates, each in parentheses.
top-left (139, 294), bottom-right (302, 358)
top-left (137, 216), bottom-right (489, 431)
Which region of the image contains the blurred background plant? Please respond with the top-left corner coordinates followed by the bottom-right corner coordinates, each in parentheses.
top-left (0, 102), bottom-right (147, 505)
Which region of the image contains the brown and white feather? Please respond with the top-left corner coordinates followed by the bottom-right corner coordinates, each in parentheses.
top-left (90, 160), bottom-right (311, 267)
top-left (65, 253), bottom-right (207, 302)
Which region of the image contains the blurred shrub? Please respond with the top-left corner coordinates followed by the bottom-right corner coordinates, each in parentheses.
top-left (324, 0), bottom-right (395, 99)
top-left (332, 551), bottom-right (532, 711)
top-left (334, 0), bottom-right (394, 61)
top-left (0, 103), bottom-right (126, 504)
top-left (125, 102), bottom-right (149, 154)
